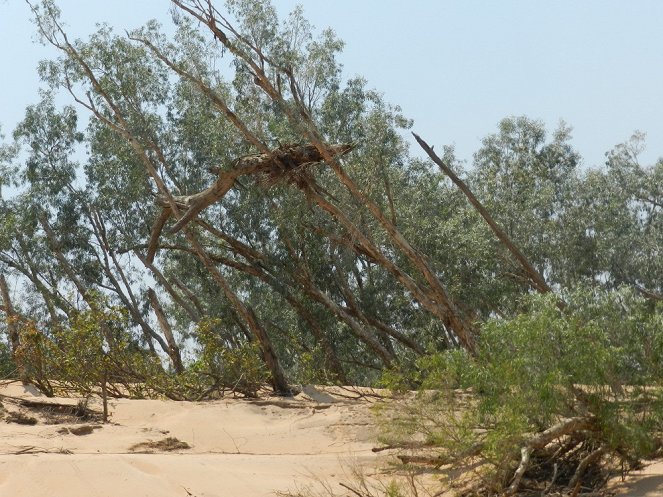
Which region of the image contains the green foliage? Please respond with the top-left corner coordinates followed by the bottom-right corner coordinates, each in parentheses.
top-left (192, 317), bottom-right (268, 397)
top-left (1, 0), bottom-right (661, 412)
top-left (15, 298), bottom-right (162, 402)
top-left (380, 287), bottom-right (663, 493)
top-left (0, 341), bottom-right (16, 379)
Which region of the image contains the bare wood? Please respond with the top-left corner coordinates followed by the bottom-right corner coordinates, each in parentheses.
top-left (372, 441), bottom-right (438, 453)
top-left (397, 454), bottom-right (447, 467)
top-left (506, 416), bottom-right (594, 495)
top-left (147, 288), bottom-right (184, 374)
top-left (0, 274), bottom-right (20, 355)
top-left (146, 207), bottom-right (173, 264)
top-left (166, 167), bottom-right (245, 235)
top-left (568, 446), bottom-right (607, 489)
top-left (507, 446), bottom-right (533, 496)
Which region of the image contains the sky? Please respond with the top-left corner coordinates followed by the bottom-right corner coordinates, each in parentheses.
top-left (1, 0), bottom-right (663, 168)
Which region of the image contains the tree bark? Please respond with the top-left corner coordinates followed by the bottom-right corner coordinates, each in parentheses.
top-left (0, 274), bottom-right (21, 356)
top-left (147, 288), bottom-right (184, 374)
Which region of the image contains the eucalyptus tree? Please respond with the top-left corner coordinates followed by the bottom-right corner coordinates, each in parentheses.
top-left (8, 93), bottom-right (188, 372)
top-left (469, 117), bottom-right (580, 291)
top-left (20, 0), bottom-right (482, 393)
top-left (149, 0), bottom-right (476, 352)
top-left (556, 134), bottom-right (662, 296)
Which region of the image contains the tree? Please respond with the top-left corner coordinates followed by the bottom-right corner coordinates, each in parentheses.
top-left (15, 0), bottom-right (486, 396)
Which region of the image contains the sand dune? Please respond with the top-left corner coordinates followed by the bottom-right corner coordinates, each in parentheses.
top-left (0, 382), bottom-right (383, 497)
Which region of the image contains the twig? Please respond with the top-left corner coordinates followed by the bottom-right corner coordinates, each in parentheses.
top-left (339, 482), bottom-right (366, 497)
top-left (542, 462), bottom-right (558, 495)
top-left (397, 454), bottom-right (446, 467)
top-left (372, 441), bottom-right (437, 453)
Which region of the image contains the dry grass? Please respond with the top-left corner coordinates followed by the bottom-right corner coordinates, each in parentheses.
top-left (129, 436), bottom-right (192, 453)
top-left (5, 410), bottom-right (38, 425)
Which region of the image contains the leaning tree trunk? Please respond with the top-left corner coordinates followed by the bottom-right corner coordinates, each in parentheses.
top-left (0, 274), bottom-right (21, 357)
top-left (413, 133), bottom-right (554, 296)
top-left (147, 288), bottom-right (184, 374)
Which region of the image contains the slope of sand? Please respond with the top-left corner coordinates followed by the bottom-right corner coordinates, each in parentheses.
top-left (0, 382), bottom-right (385, 497)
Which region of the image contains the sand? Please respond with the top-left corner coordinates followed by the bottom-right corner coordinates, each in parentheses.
top-left (0, 382), bottom-right (384, 497)
top-left (611, 461), bottom-right (663, 497)
top-left (1, 381), bottom-right (661, 497)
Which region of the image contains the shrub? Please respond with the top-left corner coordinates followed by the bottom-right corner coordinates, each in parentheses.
top-left (191, 317), bottom-right (268, 398)
top-left (379, 287), bottom-right (663, 495)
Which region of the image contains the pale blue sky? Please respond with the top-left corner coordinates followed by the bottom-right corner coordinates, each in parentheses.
top-left (1, 1), bottom-right (662, 167)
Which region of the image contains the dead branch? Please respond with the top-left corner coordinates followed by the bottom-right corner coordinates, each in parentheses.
top-left (372, 441), bottom-right (438, 453)
top-left (145, 143), bottom-right (353, 264)
top-left (506, 416), bottom-right (595, 495)
top-left (568, 446), bottom-right (608, 489)
top-left (413, 132), bottom-right (555, 298)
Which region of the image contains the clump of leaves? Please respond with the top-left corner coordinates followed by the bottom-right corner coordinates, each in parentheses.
top-left (378, 287), bottom-right (663, 496)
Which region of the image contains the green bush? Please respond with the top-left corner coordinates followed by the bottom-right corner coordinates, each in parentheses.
top-left (379, 287), bottom-right (663, 495)
top-left (191, 317), bottom-right (268, 398)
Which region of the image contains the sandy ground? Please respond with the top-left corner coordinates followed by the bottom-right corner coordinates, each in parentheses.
top-left (0, 382), bottom-right (386, 497)
top-left (1, 381), bottom-right (661, 497)
top-left (611, 461), bottom-right (663, 497)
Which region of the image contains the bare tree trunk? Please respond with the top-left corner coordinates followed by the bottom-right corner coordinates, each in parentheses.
top-left (246, 306), bottom-right (290, 394)
top-left (147, 288), bottom-right (184, 374)
top-left (0, 274), bottom-right (21, 357)
top-left (101, 369), bottom-right (109, 423)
